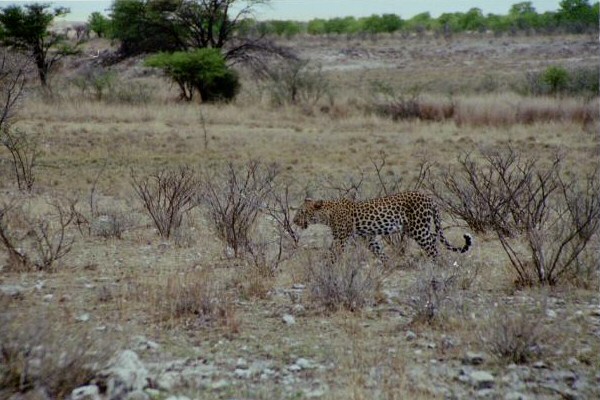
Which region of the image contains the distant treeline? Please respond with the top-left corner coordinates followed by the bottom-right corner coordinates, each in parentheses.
top-left (237, 1), bottom-right (599, 37)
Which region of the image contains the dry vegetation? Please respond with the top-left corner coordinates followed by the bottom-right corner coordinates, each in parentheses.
top-left (1, 32), bottom-right (599, 399)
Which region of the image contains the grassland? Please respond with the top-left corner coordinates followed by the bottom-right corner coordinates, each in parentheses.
top-left (1, 32), bottom-right (599, 399)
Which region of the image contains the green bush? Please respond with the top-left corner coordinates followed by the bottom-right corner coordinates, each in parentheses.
top-left (519, 65), bottom-right (598, 97)
top-left (542, 65), bottom-right (569, 94)
top-left (145, 49), bottom-right (239, 102)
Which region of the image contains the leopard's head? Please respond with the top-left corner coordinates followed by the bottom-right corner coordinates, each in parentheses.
top-left (293, 199), bottom-right (326, 229)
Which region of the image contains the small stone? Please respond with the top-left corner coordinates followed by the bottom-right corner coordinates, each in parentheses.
top-left (234, 368), bottom-right (251, 379)
top-left (532, 361), bottom-right (548, 369)
top-left (292, 304), bottom-right (306, 315)
top-left (76, 313), bottom-right (90, 322)
top-left (295, 358), bottom-right (313, 370)
top-left (144, 389), bottom-right (160, 398)
top-left (546, 309), bottom-right (557, 318)
top-left (125, 390), bottom-right (149, 400)
top-left (236, 358), bottom-right (248, 369)
top-left (282, 314), bottom-right (296, 325)
top-left (71, 385), bottom-right (101, 400)
top-left (469, 370), bottom-right (495, 390)
top-left (405, 331), bottom-right (417, 341)
top-left (0, 284), bottom-right (26, 298)
top-left (463, 352), bottom-right (486, 366)
top-left (43, 294), bottom-right (54, 302)
top-left (304, 388), bottom-right (326, 398)
top-left (292, 283), bottom-right (306, 290)
top-left (209, 379), bottom-right (230, 390)
top-left (504, 392), bottom-right (529, 400)
top-left (555, 370), bottom-right (577, 386)
top-left (288, 364), bottom-right (302, 372)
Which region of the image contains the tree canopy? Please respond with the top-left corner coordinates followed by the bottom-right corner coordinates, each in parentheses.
top-left (0, 3), bottom-right (79, 86)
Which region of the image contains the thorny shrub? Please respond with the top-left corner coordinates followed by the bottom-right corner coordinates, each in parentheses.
top-left (131, 165), bottom-right (198, 239)
top-left (0, 197), bottom-right (76, 271)
top-left (430, 146), bottom-right (600, 287)
top-left (201, 160), bottom-right (279, 257)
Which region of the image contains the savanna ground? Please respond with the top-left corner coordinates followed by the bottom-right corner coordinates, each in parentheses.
top-left (1, 32), bottom-right (599, 399)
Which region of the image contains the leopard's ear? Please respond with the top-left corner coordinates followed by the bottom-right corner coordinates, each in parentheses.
top-left (313, 200), bottom-right (324, 209)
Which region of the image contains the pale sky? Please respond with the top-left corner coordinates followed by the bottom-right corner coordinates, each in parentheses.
top-left (0, 1), bottom-right (564, 22)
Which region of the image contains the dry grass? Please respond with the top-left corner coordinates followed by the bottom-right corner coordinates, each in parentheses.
top-left (0, 33), bottom-right (598, 399)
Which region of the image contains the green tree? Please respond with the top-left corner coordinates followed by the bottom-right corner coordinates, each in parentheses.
top-left (380, 14), bottom-right (403, 32)
top-left (0, 3), bottom-right (79, 87)
top-left (459, 7), bottom-right (486, 31)
top-left (145, 48), bottom-right (239, 102)
top-left (307, 18), bottom-right (326, 35)
top-left (509, 2), bottom-right (541, 30)
top-left (557, 0), bottom-right (598, 31)
top-left (110, 0), bottom-right (182, 56)
top-left (88, 11), bottom-right (111, 38)
top-left (405, 12), bottom-right (434, 33)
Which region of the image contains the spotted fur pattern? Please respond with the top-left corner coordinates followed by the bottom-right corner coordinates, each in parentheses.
top-left (293, 191), bottom-right (472, 260)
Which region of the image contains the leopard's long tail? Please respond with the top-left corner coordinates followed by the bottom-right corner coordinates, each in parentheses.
top-left (433, 208), bottom-right (472, 253)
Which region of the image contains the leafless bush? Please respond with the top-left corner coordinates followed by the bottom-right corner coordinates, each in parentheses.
top-left (479, 303), bottom-right (547, 364)
top-left (131, 165), bottom-right (198, 239)
top-left (0, 127), bottom-right (40, 192)
top-left (201, 160), bottom-right (279, 257)
top-left (498, 164), bottom-right (600, 286)
top-left (0, 308), bottom-right (112, 399)
top-left (0, 50), bottom-right (28, 131)
top-left (430, 146), bottom-right (600, 287)
top-left (267, 59), bottom-right (331, 107)
top-left (428, 147), bottom-right (534, 236)
top-left (0, 198), bottom-right (76, 271)
top-left (322, 152), bottom-right (430, 201)
top-left (304, 244), bottom-right (386, 312)
top-left (0, 199), bottom-right (30, 270)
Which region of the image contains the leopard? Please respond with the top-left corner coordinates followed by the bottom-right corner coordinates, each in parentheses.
top-left (293, 191), bottom-right (472, 261)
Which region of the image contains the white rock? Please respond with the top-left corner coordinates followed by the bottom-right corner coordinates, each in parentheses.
top-left (76, 313), bottom-right (90, 322)
top-left (282, 314), bottom-right (296, 325)
top-left (469, 370), bottom-right (495, 389)
top-left (234, 368), bottom-right (251, 379)
top-left (101, 350), bottom-right (149, 398)
top-left (209, 379), bottom-right (230, 390)
top-left (463, 351), bottom-right (486, 366)
top-left (405, 331), bottom-right (417, 341)
top-left (292, 284), bottom-right (306, 290)
top-left (288, 364), bottom-right (302, 372)
top-left (71, 385), bottom-right (100, 400)
top-left (0, 284), bottom-right (26, 297)
top-left (236, 357), bottom-right (248, 369)
top-left (295, 358), bottom-right (313, 370)
top-left (125, 390), bottom-right (149, 400)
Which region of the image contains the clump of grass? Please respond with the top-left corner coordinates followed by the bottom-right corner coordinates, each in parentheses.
top-left (153, 268), bottom-right (239, 334)
top-left (479, 303), bottom-right (548, 364)
top-left (303, 244), bottom-right (386, 312)
top-left (0, 308), bottom-right (113, 399)
top-left (406, 258), bottom-right (471, 326)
